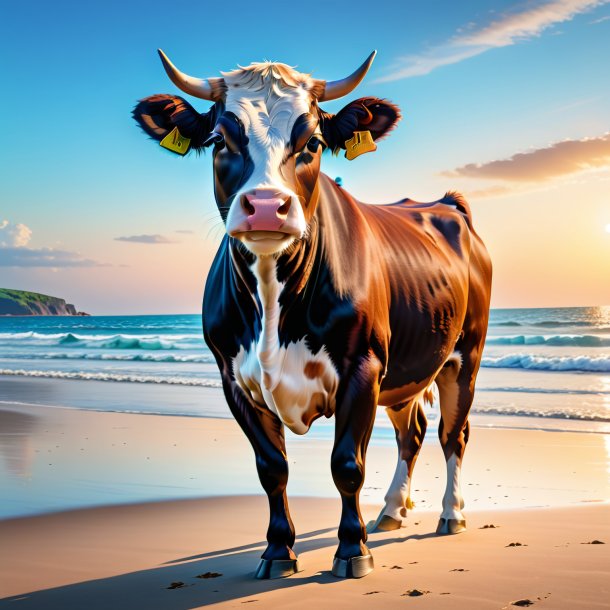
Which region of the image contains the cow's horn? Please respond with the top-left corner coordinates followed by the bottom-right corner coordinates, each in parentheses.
top-left (157, 49), bottom-right (224, 101)
top-left (318, 51), bottom-right (377, 102)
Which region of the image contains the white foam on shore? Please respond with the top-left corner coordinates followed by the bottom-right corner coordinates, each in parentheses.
top-left (0, 368), bottom-right (223, 388)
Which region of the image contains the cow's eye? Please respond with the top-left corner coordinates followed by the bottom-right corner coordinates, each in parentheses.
top-left (203, 132), bottom-right (225, 150)
top-left (306, 136), bottom-right (326, 153)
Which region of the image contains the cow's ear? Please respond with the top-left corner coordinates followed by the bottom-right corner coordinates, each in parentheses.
top-left (132, 94), bottom-right (221, 155)
top-left (320, 97), bottom-right (401, 154)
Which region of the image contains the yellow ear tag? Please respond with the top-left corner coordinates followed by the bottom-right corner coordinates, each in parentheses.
top-left (344, 130), bottom-right (377, 161)
top-left (159, 127), bottom-right (191, 155)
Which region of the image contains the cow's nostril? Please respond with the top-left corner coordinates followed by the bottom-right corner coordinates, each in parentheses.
top-left (277, 199), bottom-right (291, 216)
top-left (241, 195), bottom-right (256, 216)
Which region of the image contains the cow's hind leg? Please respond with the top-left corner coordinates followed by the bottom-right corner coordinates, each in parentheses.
top-left (435, 349), bottom-right (477, 535)
top-left (436, 232), bottom-right (491, 535)
top-left (367, 395), bottom-right (428, 533)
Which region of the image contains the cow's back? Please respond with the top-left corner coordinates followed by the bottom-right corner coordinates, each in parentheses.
top-left (317, 174), bottom-right (488, 403)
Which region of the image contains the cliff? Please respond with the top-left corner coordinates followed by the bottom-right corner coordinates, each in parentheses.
top-left (0, 288), bottom-right (89, 316)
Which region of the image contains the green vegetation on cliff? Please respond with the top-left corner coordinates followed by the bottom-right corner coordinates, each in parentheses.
top-left (0, 288), bottom-right (88, 316)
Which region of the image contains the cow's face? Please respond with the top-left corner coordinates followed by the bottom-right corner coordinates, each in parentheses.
top-left (134, 51), bottom-right (400, 256)
top-left (213, 65), bottom-right (327, 256)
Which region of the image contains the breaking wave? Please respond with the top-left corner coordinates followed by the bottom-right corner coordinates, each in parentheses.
top-left (486, 335), bottom-right (610, 347)
top-left (481, 354), bottom-right (610, 373)
top-left (0, 332), bottom-right (203, 350)
top-left (490, 321), bottom-right (609, 330)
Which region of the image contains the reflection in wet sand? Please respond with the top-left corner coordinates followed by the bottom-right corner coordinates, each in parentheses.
top-left (0, 409), bottom-right (39, 478)
top-left (1, 402), bottom-right (609, 519)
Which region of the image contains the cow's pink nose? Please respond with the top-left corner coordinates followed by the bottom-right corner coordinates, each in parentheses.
top-left (241, 190), bottom-right (291, 231)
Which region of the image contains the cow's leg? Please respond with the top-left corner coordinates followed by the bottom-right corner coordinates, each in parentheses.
top-left (435, 350), bottom-right (477, 535)
top-left (367, 398), bottom-right (428, 532)
top-left (330, 357), bottom-right (381, 578)
top-left (223, 380), bottom-right (298, 579)
top-left (435, 236), bottom-right (491, 535)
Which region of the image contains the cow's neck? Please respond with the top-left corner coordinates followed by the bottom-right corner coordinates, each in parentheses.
top-left (229, 215), bottom-right (321, 390)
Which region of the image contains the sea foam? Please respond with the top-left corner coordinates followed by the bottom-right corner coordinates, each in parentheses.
top-left (486, 335), bottom-right (610, 347)
top-left (0, 368), bottom-right (223, 387)
top-left (481, 354), bottom-right (610, 373)
top-left (0, 332), bottom-right (202, 350)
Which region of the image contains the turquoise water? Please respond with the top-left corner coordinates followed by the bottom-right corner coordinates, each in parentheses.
top-left (0, 307), bottom-right (609, 427)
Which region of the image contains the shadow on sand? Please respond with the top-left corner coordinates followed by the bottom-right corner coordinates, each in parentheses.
top-left (1, 527), bottom-right (439, 609)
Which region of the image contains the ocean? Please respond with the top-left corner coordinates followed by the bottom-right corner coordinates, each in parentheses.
top-left (0, 306), bottom-right (609, 433)
top-left (1, 306), bottom-right (609, 518)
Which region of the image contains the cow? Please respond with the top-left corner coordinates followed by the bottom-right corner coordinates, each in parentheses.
top-left (133, 50), bottom-right (492, 580)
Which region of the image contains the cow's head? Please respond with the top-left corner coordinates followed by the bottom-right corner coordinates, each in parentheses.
top-left (134, 51), bottom-right (400, 256)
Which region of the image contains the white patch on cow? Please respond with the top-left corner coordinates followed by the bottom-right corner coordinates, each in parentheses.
top-left (223, 65), bottom-right (313, 240)
top-left (232, 256), bottom-right (338, 435)
top-left (379, 385), bottom-right (432, 521)
top-left (440, 453), bottom-right (465, 521)
top-left (382, 456), bottom-right (411, 522)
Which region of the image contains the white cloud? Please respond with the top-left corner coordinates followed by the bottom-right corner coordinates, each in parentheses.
top-left (0, 220), bottom-right (107, 267)
top-left (0, 220), bottom-right (33, 247)
top-left (375, 0), bottom-right (609, 82)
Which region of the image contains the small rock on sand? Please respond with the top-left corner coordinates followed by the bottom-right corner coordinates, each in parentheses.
top-left (196, 572), bottom-right (222, 578)
top-left (402, 589), bottom-right (430, 597)
top-left (582, 540), bottom-right (605, 545)
top-left (506, 542), bottom-right (527, 547)
top-left (511, 600), bottom-right (534, 607)
top-left (166, 581), bottom-right (185, 589)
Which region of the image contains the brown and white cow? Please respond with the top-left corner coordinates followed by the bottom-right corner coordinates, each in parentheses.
top-left (133, 50), bottom-right (492, 579)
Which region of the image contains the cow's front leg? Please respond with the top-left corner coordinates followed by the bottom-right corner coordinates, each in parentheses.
top-left (330, 357), bottom-right (381, 578)
top-left (223, 380), bottom-right (298, 579)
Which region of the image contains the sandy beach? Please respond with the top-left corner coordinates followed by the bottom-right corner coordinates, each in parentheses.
top-left (0, 497), bottom-right (608, 609)
top-left (1, 402), bottom-right (609, 608)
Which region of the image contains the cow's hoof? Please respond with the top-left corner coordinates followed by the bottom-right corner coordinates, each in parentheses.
top-left (331, 554), bottom-right (374, 578)
top-left (254, 558), bottom-right (300, 579)
top-left (436, 518), bottom-right (466, 535)
top-left (366, 514), bottom-right (402, 533)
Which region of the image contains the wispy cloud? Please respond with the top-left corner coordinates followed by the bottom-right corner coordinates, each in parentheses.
top-left (442, 133), bottom-right (610, 181)
top-left (465, 185), bottom-right (515, 199)
top-left (0, 247), bottom-right (108, 268)
top-left (589, 13), bottom-right (610, 21)
top-left (114, 234), bottom-right (177, 244)
top-left (175, 229), bottom-right (194, 234)
top-left (375, 0), bottom-right (609, 82)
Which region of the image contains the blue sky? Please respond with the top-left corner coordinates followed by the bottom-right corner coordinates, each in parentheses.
top-left (1, 0), bottom-right (609, 313)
